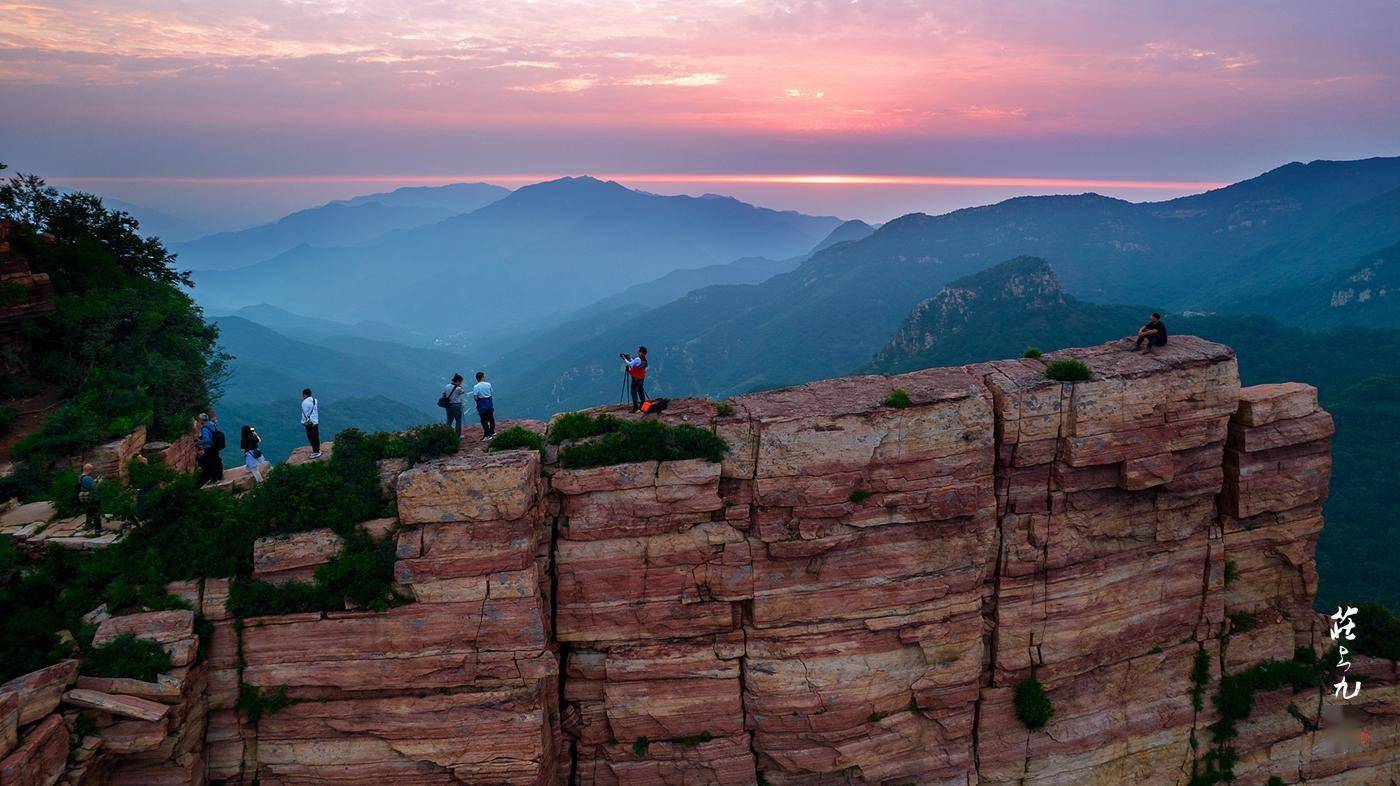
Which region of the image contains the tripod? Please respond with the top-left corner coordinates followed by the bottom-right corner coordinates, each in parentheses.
top-left (619, 367), bottom-right (630, 405)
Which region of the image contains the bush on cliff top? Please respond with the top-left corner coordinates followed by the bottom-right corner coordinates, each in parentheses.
top-left (488, 426), bottom-right (545, 453)
top-left (1043, 358), bottom-right (1093, 382)
top-left (548, 411), bottom-right (622, 444)
top-left (883, 388), bottom-right (912, 408)
top-left (1014, 677), bottom-right (1054, 731)
top-left (557, 418), bottom-right (726, 469)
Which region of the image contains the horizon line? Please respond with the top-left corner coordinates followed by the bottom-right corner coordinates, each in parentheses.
top-left (54, 173), bottom-right (1228, 191)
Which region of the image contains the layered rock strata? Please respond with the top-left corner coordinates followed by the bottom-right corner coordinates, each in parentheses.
top-left (2, 336), bottom-right (1395, 785)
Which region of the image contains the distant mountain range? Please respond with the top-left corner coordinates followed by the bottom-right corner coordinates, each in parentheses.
top-left (173, 182), bottom-right (509, 271)
top-left (191, 177), bottom-right (845, 331)
top-left (479, 156), bottom-right (1400, 416)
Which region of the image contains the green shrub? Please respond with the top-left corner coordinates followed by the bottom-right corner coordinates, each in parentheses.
top-left (848, 489), bottom-right (872, 504)
top-left (548, 412), bottom-right (621, 444)
top-left (381, 424), bottom-right (460, 465)
top-left (1043, 358), bottom-right (1093, 382)
top-left (237, 683), bottom-right (295, 722)
top-left (82, 633), bottom-right (172, 682)
top-left (1022, 347), bottom-right (1042, 359)
top-left (883, 389), bottom-right (912, 408)
top-left (488, 426), bottom-right (545, 453)
top-left (1014, 677), bottom-right (1054, 731)
top-left (47, 468), bottom-right (82, 517)
top-left (1354, 602), bottom-right (1400, 661)
top-left (313, 531), bottom-right (397, 611)
top-left (0, 404), bottom-right (16, 433)
top-left (558, 419), bottom-right (726, 469)
top-left (714, 400), bottom-right (736, 418)
top-left (227, 532), bottom-right (398, 617)
top-left (631, 736), bottom-right (650, 757)
top-left (1223, 560), bottom-right (1239, 587)
top-left (1267, 777), bottom-right (1285, 786)
top-left (242, 447), bottom-right (385, 536)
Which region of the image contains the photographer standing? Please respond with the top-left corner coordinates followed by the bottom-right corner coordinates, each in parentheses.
top-left (622, 346), bottom-right (648, 413)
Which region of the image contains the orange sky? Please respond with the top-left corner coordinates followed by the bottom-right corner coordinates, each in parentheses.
top-left (2, 1), bottom-right (1396, 223)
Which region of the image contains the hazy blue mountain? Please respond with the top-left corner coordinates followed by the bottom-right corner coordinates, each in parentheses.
top-left (866, 256), bottom-right (1142, 373)
top-left (1313, 242), bottom-right (1400, 325)
top-left (571, 256), bottom-right (804, 319)
top-left (1221, 187), bottom-right (1400, 323)
top-left (332, 182), bottom-right (509, 212)
top-left (490, 157), bottom-right (1400, 415)
top-left (565, 219), bottom-right (874, 323)
top-left (174, 201), bottom-right (477, 271)
top-left (229, 303), bottom-right (434, 347)
top-left (191, 177), bottom-right (844, 332)
top-left (809, 219), bottom-right (876, 253)
top-left (57, 190), bottom-right (213, 243)
top-left (211, 316), bottom-right (448, 464)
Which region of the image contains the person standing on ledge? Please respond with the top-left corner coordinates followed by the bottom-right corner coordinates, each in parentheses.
top-left (622, 345), bottom-right (648, 413)
top-left (78, 463), bottom-right (101, 535)
top-left (196, 411), bottom-right (224, 486)
top-left (300, 388), bottom-right (321, 458)
top-left (1132, 312), bottom-right (1168, 354)
top-left (472, 371), bottom-right (495, 440)
top-left (442, 373), bottom-right (466, 437)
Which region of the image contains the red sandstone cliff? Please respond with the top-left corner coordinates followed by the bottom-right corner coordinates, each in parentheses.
top-left (2, 336), bottom-right (1395, 785)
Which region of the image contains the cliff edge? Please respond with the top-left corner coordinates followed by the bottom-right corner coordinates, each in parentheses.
top-left (3, 336), bottom-right (1393, 785)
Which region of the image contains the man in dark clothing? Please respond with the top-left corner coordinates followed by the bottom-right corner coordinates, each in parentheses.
top-left (79, 463), bottom-right (101, 534)
top-left (196, 412), bottom-right (224, 486)
top-left (622, 345), bottom-right (648, 412)
top-left (1133, 313), bottom-right (1168, 353)
top-left (300, 388), bottom-right (321, 458)
top-left (472, 371), bottom-right (495, 440)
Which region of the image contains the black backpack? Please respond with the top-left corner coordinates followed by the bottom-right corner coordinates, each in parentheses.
top-left (210, 426), bottom-right (226, 452)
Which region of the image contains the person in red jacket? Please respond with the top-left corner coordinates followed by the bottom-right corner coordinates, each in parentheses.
top-left (621, 346), bottom-right (648, 413)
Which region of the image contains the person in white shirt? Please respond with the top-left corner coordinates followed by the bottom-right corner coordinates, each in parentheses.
top-left (442, 373), bottom-right (466, 436)
top-left (300, 388), bottom-right (322, 458)
top-left (472, 371), bottom-right (495, 440)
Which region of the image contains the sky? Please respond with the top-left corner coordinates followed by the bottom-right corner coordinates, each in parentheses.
top-left (2, 0), bottom-right (1399, 228)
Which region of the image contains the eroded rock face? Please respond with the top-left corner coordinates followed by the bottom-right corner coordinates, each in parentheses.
top-left (9, 336), bottom-right (1387, 785)
top-left (231, 448), bottom-right (558, 785)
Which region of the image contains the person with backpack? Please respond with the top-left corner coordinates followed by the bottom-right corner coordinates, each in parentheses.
top-left (241, 425), bottom-right (267, 483)
top-left (440, 373), bottom-right (466, 436)
top-left (621, 345), bottom-right (648, 413)
top-left (300, 388), bottom-right (322, 458)
top-left (472, 371), bottom-right (496, 440)
top-left (197, 411), bottom-right (225, 485)
top-left (78, 463), bottom-right (101, 534)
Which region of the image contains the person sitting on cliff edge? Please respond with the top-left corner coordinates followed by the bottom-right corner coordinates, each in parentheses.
top-left (1131, 312), bottom-right (1168, 354)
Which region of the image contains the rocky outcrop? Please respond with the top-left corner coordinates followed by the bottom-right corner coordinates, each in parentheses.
top-left (3, 336), bottom-right (1393, 785)
top-left (0, 220), bottom-right (56, 365)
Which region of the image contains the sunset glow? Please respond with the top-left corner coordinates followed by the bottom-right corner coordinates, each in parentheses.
top-left (60, 173), bottom-right (1227, 191)
top-left (3, 0), bottom-right (1396, 223)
